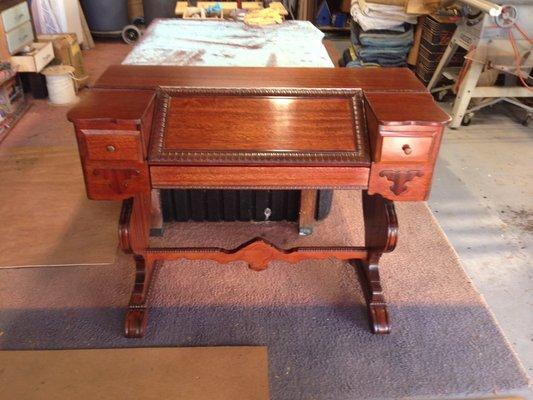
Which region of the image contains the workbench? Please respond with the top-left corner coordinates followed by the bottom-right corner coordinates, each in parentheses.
top-left (68, 65), bottom-right (450, 337)
top-left (122, 19), bottom-right (333, 67)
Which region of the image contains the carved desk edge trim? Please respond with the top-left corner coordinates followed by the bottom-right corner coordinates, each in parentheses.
top-left (149, 184), bottom-right (370, 190)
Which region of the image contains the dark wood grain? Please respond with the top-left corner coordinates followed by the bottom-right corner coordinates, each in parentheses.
top-left (94, 65), bottom-right (427, 93)
top-left (118, 190), bottom-right (398, 337)
top-left (67, 90), bottom-right (155, 125)
top-left (355, 190), bottom-right (399, 334)
top-left (83, 129), bottom-right (144, 162)
top-left (149, 166), bottom-right (370, 189)
top-left (363, 92), bottom-right (447, 201)
top-left (165, 96), bottom-right (356, 152)
top-left (119, 194), bottom-right (159, 338)
top-left (149, 86), bottom-right (370, 166)
top-left (145, 238), bottom-right (369, 272)
top-left (67, 65), bottom-right (451, 337)
top-left (298, 189), bottom-right (318, 236)
top-left (364, 92), bottom-right (451, 126)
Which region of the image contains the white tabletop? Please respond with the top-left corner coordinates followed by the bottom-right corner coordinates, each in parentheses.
top-left (123, 19), bottom-right (334, 68)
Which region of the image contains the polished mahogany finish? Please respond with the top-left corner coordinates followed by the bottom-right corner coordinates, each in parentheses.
top-left (149, 166), bottom-right (370, 189)
top-left (94, 65), bottom-right (428, 93)
top-left (149, 86), bottom-right (369, 167)
top-left (68, 66), bottom-right (450, 337)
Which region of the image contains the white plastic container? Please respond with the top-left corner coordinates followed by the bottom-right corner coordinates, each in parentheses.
top-left (42, 65), bottom-right (78, 105)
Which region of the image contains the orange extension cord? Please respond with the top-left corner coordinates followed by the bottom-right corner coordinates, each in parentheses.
top-left (508, 22), bottom-right (533, 92)
top-left (455, 19), bottom-right (533, 93)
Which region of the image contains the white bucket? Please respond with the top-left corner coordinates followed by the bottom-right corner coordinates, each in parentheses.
top-left (42, 65), bottom-right (78, 105)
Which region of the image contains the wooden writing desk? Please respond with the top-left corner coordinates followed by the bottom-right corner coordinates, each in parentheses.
top-left (68, 66), bottom-right (450, 337)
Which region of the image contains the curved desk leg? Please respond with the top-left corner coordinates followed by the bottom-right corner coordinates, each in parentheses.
top-left (125, 255), bottom-right (161, 338)
top-left (119, 195), bottom-right (160, 338)
top-left (352, 190), bottom-right (398, 334)
top-left (354, 254), bottom-right (390, 334)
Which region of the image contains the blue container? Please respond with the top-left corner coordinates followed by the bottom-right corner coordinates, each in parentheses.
top-left (316, 1), bottom-right (332, 27)
top-left (332, 12), bottom-right (347, 28)
top-left (80, 0), bottom-right (129, 32)
top-left (143, 0), bottom-right (179, 26)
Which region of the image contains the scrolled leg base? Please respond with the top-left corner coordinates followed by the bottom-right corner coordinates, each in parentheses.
top-left (368, 303), bottom-right (390, 334)
top-left (123, 256), bottom-right (160, 338)
top-left (352, 255), bottom-right (391, 335)
top-left (125, 308), bottom-right (148, 338)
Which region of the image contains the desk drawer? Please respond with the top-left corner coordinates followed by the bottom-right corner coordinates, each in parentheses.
top-left (380, 135), bottom-right (433, 163)
top-left (11, 41), bottom-right (53, 72)
top-left (83, 130), bottom-right (143, 162)
top-left (6, 21), bottom-right (33, 54)
top-left (2, 2), bottom-right (31, 32)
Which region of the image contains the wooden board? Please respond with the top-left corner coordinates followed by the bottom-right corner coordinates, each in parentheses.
top-left (406, 0), bottom-right (435, 14)
top-left (175, 1), bottom-right (288, 16)
top-left (0, 146), bottom-right (120, 268)
top-left (0, 347), bottom-right (269, 400)
top-left (149, 165), bottom-right (370, 189)
top-left (364, 92), bottom-right (450, 126)
top-left (95, 65), bottom-right (427, 93)
top-left (148, 87), bottom-right (370, 167)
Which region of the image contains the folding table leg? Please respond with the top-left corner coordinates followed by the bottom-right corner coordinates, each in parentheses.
top-left (299, 189), bottom-right (317, 236)
top-left (150, 189), bottom-right (164, 236)
top-left (450, 58), bottom-right (485, 128)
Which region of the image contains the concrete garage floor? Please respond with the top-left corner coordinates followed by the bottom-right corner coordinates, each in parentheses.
top-left (429, 103), bottom-right (532, 379)
top-left (328, 36), bottom-right (532, 381)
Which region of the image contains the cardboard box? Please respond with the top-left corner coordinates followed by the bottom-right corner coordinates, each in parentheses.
top-left (37, 33), bottom-right (88, 91)
top-left (0, 347), bottom-right (269, 400)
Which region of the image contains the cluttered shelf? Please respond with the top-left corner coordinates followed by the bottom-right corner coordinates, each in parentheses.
top-left (300, 0), bottom-right (351, 32)
top-left (0, 64), bottom-right (28, 144)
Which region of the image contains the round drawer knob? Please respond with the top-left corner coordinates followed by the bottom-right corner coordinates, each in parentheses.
top-left (402, 144), bottom-right (412, 155)
top-left (106, 145), bottom-right (116, 153)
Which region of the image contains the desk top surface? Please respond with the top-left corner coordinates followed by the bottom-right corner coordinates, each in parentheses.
top-left (69, 66), bottom-right (450, 168)
top-left (95, 65), bottom-right (427, 93)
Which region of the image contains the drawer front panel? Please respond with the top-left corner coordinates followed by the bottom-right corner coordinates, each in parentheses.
top-left (10, 42), bottom-right (54, 72)
top-left (380, 136), bottom-right (433, 163)
top-left (6, 21), bottom-right (33, 54)
top-left (83, 130), bottom-right (143, 162)
top-left (84, 166), bottom-right (150, 200)
top-left (2, 2), bottom-right (30, 32)
top-left (368, 164), bottom-right (431, 201)
top-left (34, 42), bottom-right (54, 71)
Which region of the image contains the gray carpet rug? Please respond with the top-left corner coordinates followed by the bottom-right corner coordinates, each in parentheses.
top-left (0, 191), bottom-right (529, 399)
